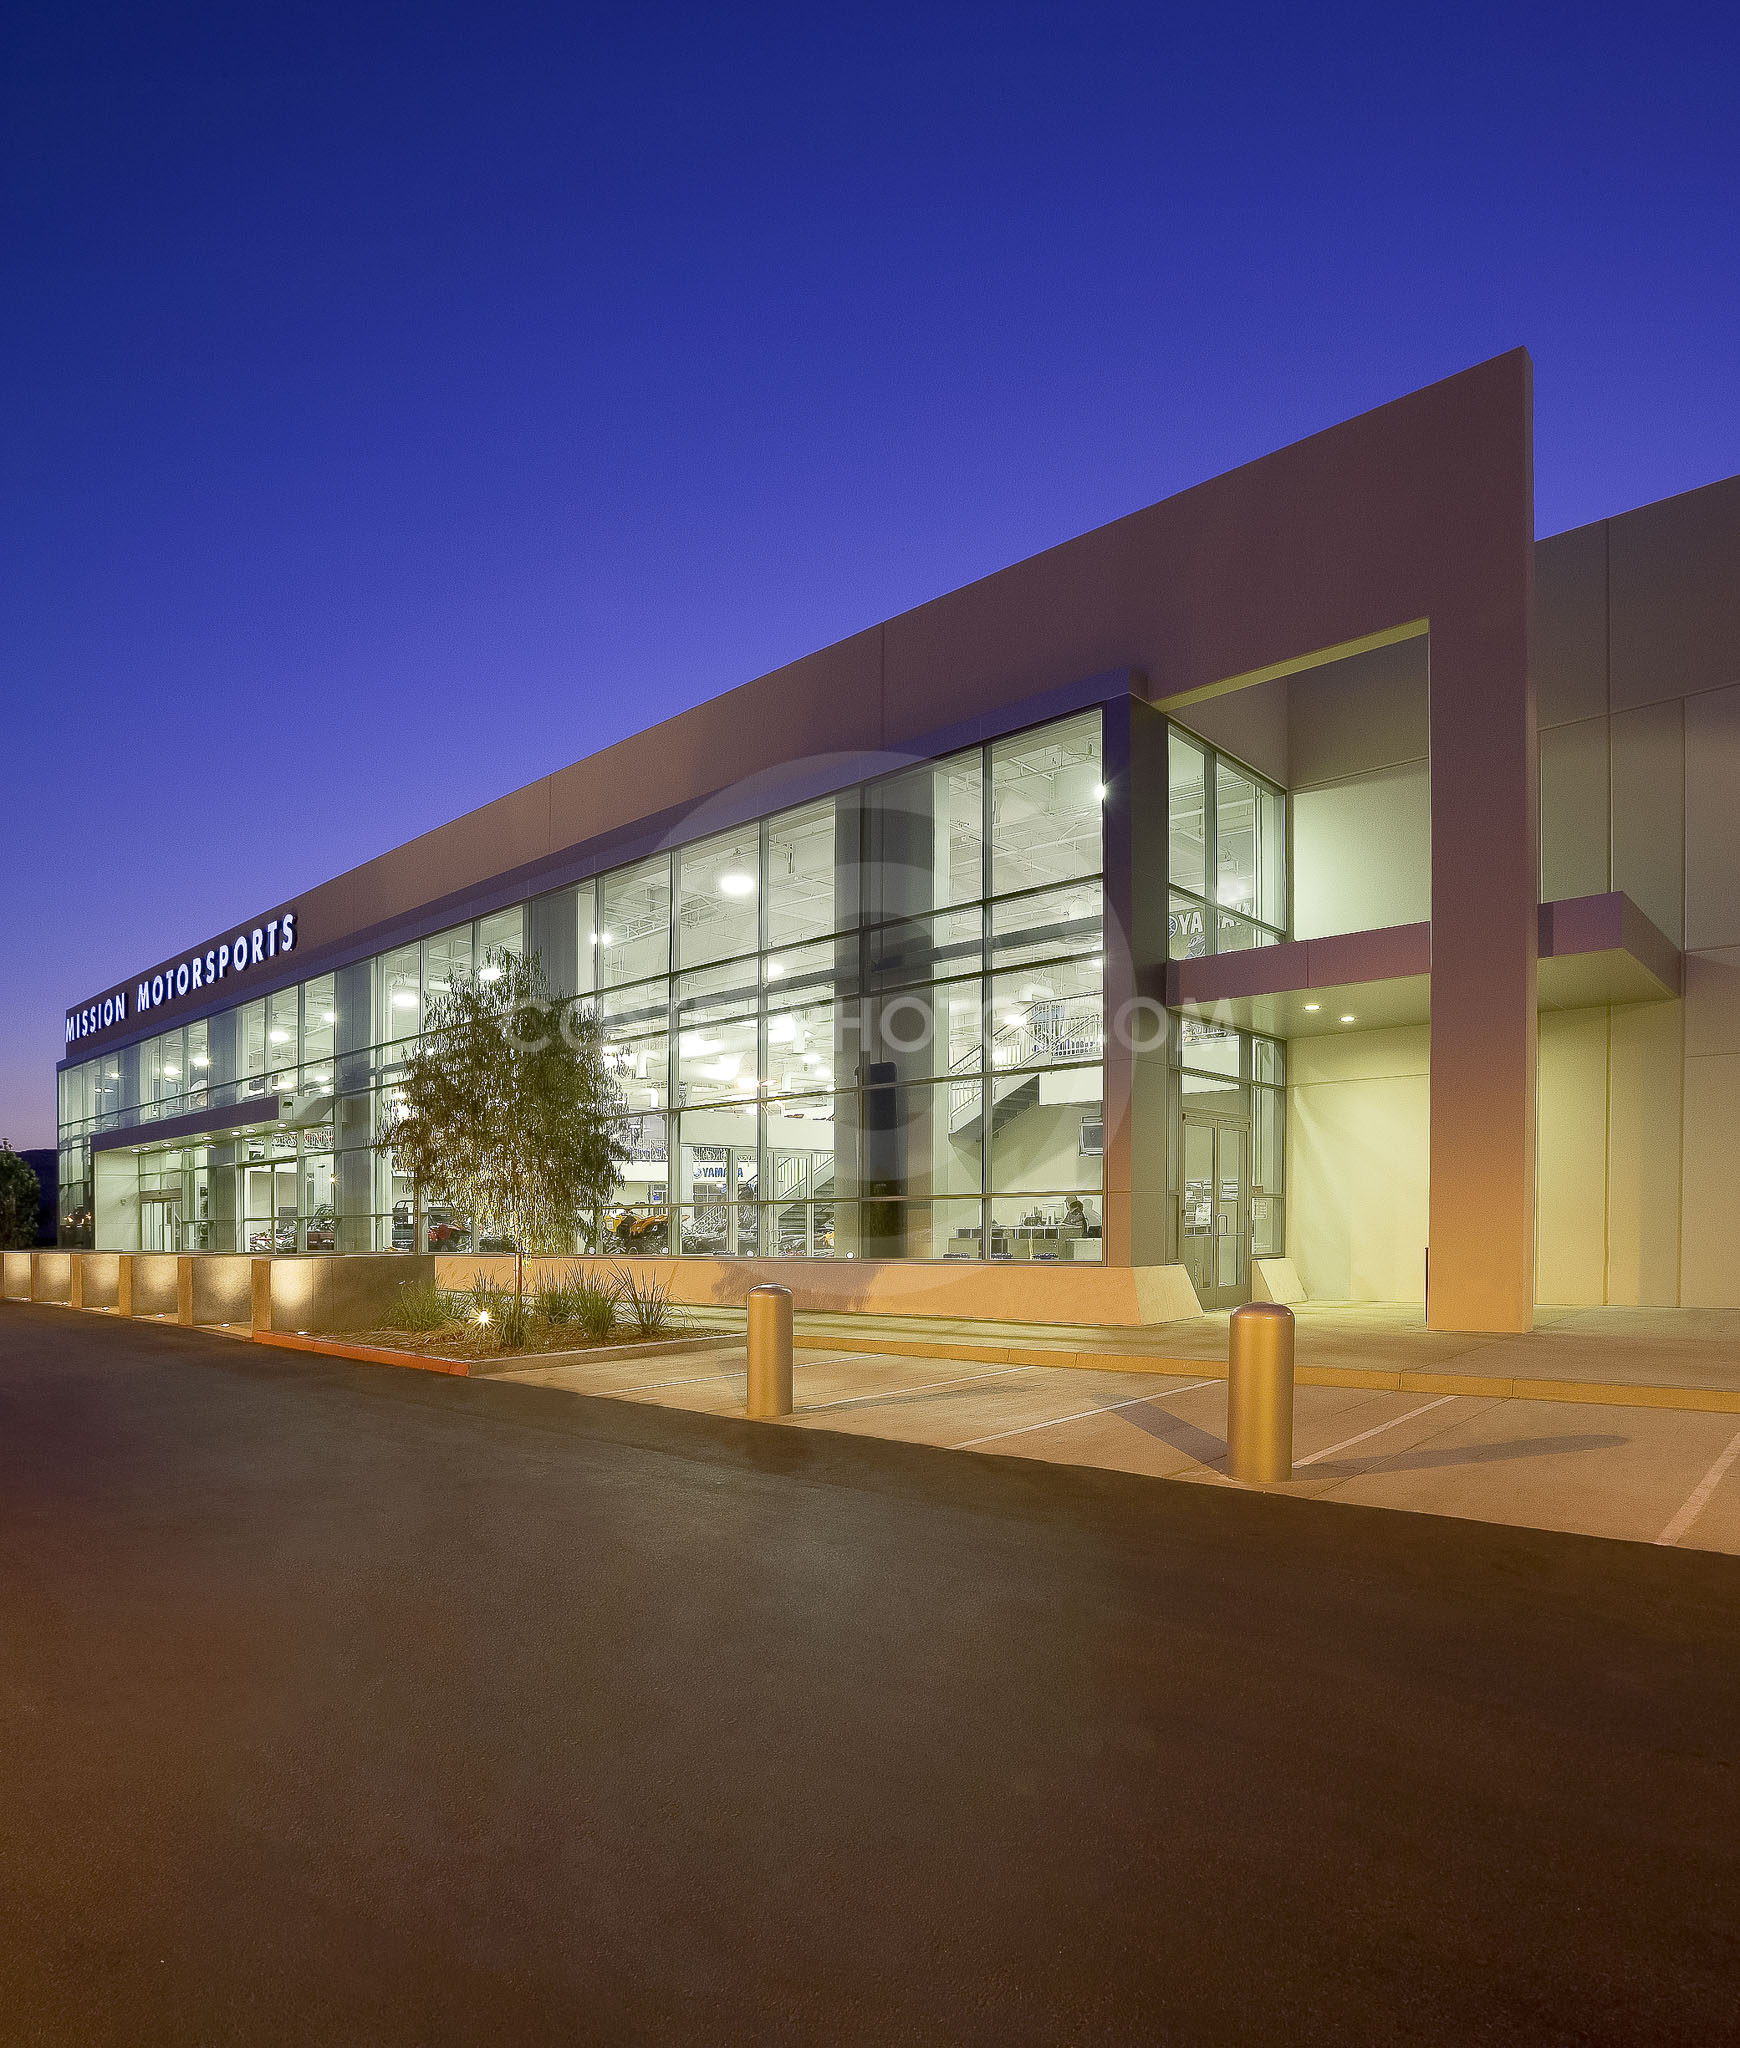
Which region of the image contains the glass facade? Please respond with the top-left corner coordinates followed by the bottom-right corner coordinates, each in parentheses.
top-left (58, 709), bottom-right (1108, 1263)
top-left (1166, 731), bottom-right (1286, 958)
top-left (58, 705), bottom-right (1294, 1288)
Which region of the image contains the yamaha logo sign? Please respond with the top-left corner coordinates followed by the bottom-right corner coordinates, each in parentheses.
top-left (66, 910), bottom-right (299, 1046)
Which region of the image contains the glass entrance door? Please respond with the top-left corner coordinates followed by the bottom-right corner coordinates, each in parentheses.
top-left (1181, 1114), bottom-right (1250, 1311)
top-left (242, 1160), bottom-right (301, 1253)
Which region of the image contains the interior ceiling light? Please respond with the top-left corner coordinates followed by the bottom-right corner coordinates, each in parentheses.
top-left (269, 1028), bottom-right (290, 1043)
top-left (391, 992), bottom-right (419, 1009)
top-left (321, 1010), bottom-right (336, 1024)
top-left (1303, 1003), bottom-right (1321, 1012)
top-left (718, 872), bottom-right (756, 897)
top-left (477, 965), bottom-right (503, 982)
top-left (1340, 1015), bottom-right (1356, 1024)
top-left (766, 960), bottom-right (785, 978)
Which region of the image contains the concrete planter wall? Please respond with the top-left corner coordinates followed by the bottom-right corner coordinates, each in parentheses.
top-left (185, 1255), bottom-right (257, 1327)
top-left (30, 1252), bottom-right (73, 1304)
top-left (130, 1254), bottom-right (181, 1318)
top-left (3, 1247), bottom-right (1205, 1330)
top-left (255, 1253), bottom-right (437, 1334)
top-left (73, 1252), bottom-right (124, 1310)
top-left (431, 1251), bottom-right (1203, 1327)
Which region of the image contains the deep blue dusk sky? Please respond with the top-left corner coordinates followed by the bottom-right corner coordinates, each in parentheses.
top-left (4, 1), bottom-right (1737, 1147)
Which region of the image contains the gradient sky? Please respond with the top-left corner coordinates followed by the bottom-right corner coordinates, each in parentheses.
top-left (4, 0), bottom-right (1737, 1149)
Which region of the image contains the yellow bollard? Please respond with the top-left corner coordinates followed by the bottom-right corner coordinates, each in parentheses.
top-left (746, 1283), bottom-right (794, 1418)
top-left (1227, 1301), bottom-right (1295, 1483)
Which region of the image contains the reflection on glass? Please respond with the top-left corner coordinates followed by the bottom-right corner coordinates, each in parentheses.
top-left (990, 712), bottom-right (1102, 894)
top-left (423, 925), bottom-right (472, 1002)
top-left (381, 947), bottom-right (420, 1042)
top-left (1168, 733), bottom-right (1207, 897)
top-left (988, 956), bottom-right (1104, 1072)
top-left (990, 881), bottom-right (1103, 971)
top-left (678, 828), bottom-right (761, 967)
top-left (1169, 892), bottom-right (1209, 960)
top-left (765, 799), bottom-right (838, 948)
top-left (864, 907), bottom-right (982, 991)
top-left (867, 751), bottom-right (983, 920)
top-left (599, 857), bottom-right (670, 987)
top-left (1166, 729), bottom-right (1285, 954)
top-left (477, 906), bottom-right (523, 967)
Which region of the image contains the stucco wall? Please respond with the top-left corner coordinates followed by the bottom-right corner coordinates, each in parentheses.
top-left (1533, 473), bottom-right (1740, 1307)
top-left (1286, 1025), bottom-right (1429, 1303)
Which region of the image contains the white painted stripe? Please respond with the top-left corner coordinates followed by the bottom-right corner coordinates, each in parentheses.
top-left (1293, 1395), bottom-right (1460, 1468)
top-left (800, 1366), bottom-right (1033, 1412)
top-left (952, 1380), bottom-right (1220, 1449)
top-left (1655, 1425), bottom-right (1740, 1546)
top-left (588, 1356), bottom-right (833, 1396)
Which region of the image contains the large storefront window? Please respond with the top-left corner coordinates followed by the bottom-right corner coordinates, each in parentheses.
top-left (59, 706), bottom-right (1107, 1263)
top-left (1166, 730), bottom-right (1286, 958)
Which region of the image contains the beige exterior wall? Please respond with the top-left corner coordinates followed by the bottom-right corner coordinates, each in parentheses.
top-left (1535, 1002), bottom-right (1686, 1307)
top-left (1286, 1025), bottom-right (1429, 1303)
top-left (1511, 474), bottom-right (1737, 1307)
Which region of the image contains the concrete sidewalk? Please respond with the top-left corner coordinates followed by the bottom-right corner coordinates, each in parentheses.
top-left (668, 1298), bottom-right (1740, 1402)
top-left (497, 1335), bottom-right (1740, 1556)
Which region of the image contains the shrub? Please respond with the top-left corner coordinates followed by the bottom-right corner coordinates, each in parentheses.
top-left (611, 1263), bottom-right (676, 1336)
top-left (531, 1262), bottom-right (618, 1339)
top-left (464, 1273), bottom-right (532, 1348)
top-left (533, 1277), bottom-right (575, 1326)
top-left (570, 1271), bottom-right (620, 1341)
top-left (386, 1280), bottom-right (457, 1332)
top-left (495, 1292), bottom-right (533, 1349)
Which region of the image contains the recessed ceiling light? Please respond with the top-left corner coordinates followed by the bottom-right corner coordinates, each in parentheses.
top-left (1340, 1015), bottom-right (1356, 1024)
top-left (1303, 1003), bottom-right (1320, 1012)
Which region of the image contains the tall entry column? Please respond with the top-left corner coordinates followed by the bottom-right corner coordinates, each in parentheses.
top-left (1426, 360), bottom-right (1537, 1331)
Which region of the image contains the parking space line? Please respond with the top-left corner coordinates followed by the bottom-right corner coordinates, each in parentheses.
top-left (951, 1380), bottom-right (1220, 1449)
top-left (1654, 1424), bottom-right (1740, 1546)
top-left (800, 1365), bottom-right (1033, 1413)
top-left (1294, 1395), bottom-right (1460, 1468)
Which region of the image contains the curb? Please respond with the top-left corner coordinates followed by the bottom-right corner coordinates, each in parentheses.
top-left (251, 1329), bottom-right (739, 1376)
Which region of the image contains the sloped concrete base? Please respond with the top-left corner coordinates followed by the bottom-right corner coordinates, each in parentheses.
top-left (1252, 1258), bottom-right (1307, 1305)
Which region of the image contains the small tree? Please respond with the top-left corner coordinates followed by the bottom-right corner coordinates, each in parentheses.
top-left (0, 1147), bottom-right (41, 1250)
top-left (376, 950), bottom-right (629, 1326)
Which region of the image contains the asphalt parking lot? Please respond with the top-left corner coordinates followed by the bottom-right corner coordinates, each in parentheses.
top-left (3, 1304), bottom-right (1737, 2045)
